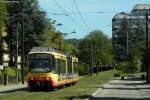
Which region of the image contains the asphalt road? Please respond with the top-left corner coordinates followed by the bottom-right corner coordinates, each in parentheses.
top-left (0, 84), bottom-right (27, 93)
top-left (1, 77), bottom-right (150, 100)
top-left (91, 77), bottom-right (150, 100)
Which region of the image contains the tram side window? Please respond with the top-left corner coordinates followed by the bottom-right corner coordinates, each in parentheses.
top-left (73, 62), bottom-right (78, 73)
top-left (57, 59), bottom-right (66, 74)
top-left (67, 58), bottom-right (72, 73)
top-left (52, 58), bottom-right (57, 73)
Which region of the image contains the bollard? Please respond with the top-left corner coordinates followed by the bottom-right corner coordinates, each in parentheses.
top-left (121, 76), bottom-right (124, 80)
top-left (3, 66), bottom-right (8, 85)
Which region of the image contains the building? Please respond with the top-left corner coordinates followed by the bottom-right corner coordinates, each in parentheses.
top-left (112, 4), bottom-right (150, 60)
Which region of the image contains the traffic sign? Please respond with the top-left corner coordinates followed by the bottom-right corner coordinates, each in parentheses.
top-left (0, 65), bottom-right (4, 70)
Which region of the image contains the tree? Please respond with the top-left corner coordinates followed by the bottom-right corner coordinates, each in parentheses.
top-left (78, 30), bottom-right (113, 74)
top-left (113, 18), bottom-right (128, 60)
top-left (0, 1), bottom-right (6, 64)
top-left (0, 1), bottom-right (6, 32)
top-left (114, 17), bottom-right (145, 59)
top-left (114, 16), bottom-right (145, 73)
top-left (6, 0), bottom-right (49, 65)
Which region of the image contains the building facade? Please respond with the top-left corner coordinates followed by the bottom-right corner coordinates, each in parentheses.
top-left (112, 4), bottom-right (150, 60)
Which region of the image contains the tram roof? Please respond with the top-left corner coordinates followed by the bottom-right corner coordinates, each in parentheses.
top-left (30, 47), bottom-right (63, 53)
top-left (29, 47), bottom-right (77, 58)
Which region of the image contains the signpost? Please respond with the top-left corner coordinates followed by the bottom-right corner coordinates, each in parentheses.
top-left (0, 65), bottom-right (4, 70)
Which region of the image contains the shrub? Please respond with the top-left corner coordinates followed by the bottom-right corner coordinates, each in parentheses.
top-left (116, 61), bottom-right (129, 74)
top-left (128, 57), bottom-right (138, 73)
top-left (77, 63), bottom-right (90, 76)
top-left (116, 57), bottom-right (138, 75)
top-left (7, 67), bottom-right (16, 77)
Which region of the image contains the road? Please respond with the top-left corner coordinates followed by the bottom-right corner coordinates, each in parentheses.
top-left (0, 77), bottom-right (150, 100)
top-left (0, 84), bottom-right (27, 93)
top-left (91, 77), bottom-right (150, 100)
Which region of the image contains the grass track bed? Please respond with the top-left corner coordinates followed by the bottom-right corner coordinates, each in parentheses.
top-left (0, 70), bottom-right (114, 100)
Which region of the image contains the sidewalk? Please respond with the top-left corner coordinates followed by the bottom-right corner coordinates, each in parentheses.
top-left (0, 83), bottom-right (27, 93)
top-left (91, 77), bottom-right (150, 100)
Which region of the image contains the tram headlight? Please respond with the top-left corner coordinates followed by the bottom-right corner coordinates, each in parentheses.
top-left (29, 77), bottom-right (34, 80)
top-left (46, 77), bottom-right (51, 81)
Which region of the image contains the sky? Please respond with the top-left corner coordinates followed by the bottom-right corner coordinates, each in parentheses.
top-left (38, 0), bottom-right (150, 39)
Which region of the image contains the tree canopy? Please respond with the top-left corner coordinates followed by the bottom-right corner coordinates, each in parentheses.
top-left (78, 30), bottom-right (113, 66)
top-left (0, 1), bottom-right (6, 32)
top-left (6, 0), bottom-right (49, 54)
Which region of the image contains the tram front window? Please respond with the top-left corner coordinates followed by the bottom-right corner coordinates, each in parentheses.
top-left (30, 58), bottom-right (52, 73)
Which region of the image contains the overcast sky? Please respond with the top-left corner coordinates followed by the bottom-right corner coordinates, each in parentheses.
top-left (39, 0), bottom-right (150, 39)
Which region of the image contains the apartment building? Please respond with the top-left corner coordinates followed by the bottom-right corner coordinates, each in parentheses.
top-left (112, 4), bottom-right (150, 60)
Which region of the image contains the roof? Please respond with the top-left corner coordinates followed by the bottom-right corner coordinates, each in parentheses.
top-left (113, 12), bottom-right (129, 19)
top-left (29, 47), bottom-right (77, 58)
top-left (30, 47), bottom-right (63, 54)
top-left (132, 4), bottom-right (150, 10)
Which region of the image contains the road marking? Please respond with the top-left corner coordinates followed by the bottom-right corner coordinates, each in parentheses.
top-left (92, 88), bottom-right (102, 96)
top-left (92, 80), bottom-right (113, 97)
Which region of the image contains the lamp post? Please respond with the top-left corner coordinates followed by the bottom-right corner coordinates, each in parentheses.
top-left (126, 31), bottom-right (129, 57)
top-left (87, 37), bottom-right (93, 76)
top-left (16, 23), bottom-right (19, 84)
top-left (90, 38), bottom-right (93, 76)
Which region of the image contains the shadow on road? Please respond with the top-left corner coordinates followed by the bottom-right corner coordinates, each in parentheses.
top-left (101, 86), bottom-right (150, 90)
top-left (64, 95), bottom-right (91, 100)
top-left (109, 81), bottom-right (147, 86)
top-left (90, 97), bottom-right (150, 100)
top-left (0, 87), bottom-right (56, 93)
top-left (64, 96), bottom-right (150, 100)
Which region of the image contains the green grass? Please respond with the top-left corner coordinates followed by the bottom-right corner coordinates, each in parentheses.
top-left (0, 70), bottom-right (114, 100)
top-left (0, 67), bottom-right (16, 77)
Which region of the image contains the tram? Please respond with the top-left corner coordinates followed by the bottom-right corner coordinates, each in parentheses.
top-left (27, 47), bottom-right (78, 90)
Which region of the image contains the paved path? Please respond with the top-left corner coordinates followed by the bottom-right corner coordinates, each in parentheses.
top-left (91, 77), bottom-right (150, 100)
top-left (0, 84), bottom-right (27, 93)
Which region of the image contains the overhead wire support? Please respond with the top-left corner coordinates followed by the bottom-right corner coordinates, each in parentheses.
top-left (73, 0), bottom-right (92, 31)
top-left (53, 0), bottom-right (68, 16)
top-left (53, 0), bottom-right (86, 32)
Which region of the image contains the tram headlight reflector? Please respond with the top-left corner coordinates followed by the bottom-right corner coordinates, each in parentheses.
top-left (29, 77), bottom-right (34, 80)
top-left (46, 77), bottom-right (51, 81)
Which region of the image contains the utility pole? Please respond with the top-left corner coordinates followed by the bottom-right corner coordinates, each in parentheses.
top-left (90, 39), bottom-right (93, 76)
top-left (146, 13), bottom-right (149, 48)
top-left (145, 12), bottom-right (150, 83)
top-left (16, 23), bottom-right (19, 84)
top-left (21, 4), bottom-right (24, 84)
top-left (126, 31), bottom-right (129, 57)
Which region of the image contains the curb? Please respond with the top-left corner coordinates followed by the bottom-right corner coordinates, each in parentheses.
top-left (0, 84), bottom-right (27, 93)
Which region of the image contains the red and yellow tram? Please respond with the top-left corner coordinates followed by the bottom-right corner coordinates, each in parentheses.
top-left (27, 47), bottom-right (78, 90)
